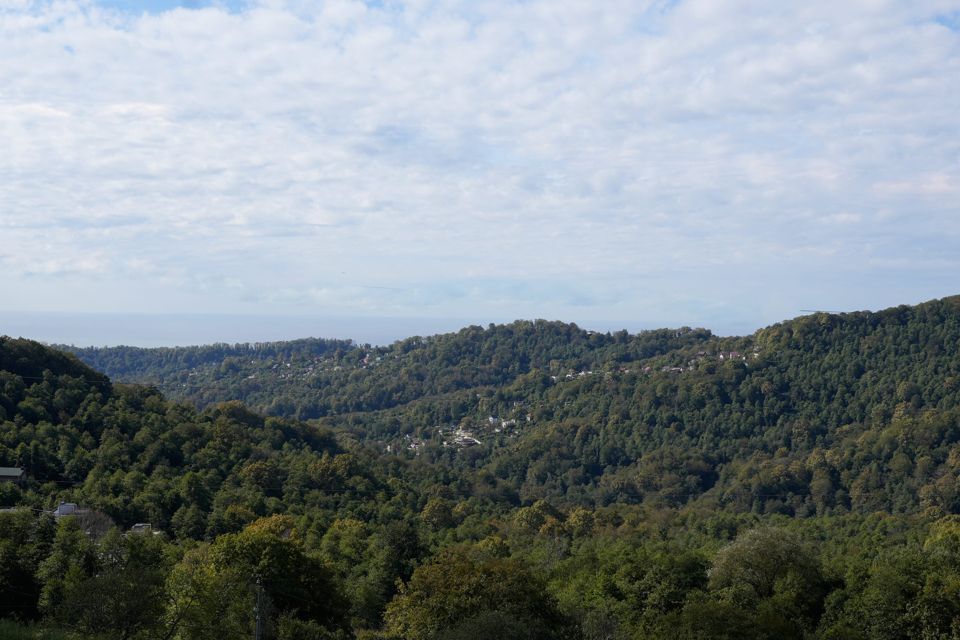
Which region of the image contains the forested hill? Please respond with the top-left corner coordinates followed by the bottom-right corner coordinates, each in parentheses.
top-left (461, 296), bottom-right (960, 513)
top-left (60, 321), bottom-right (715, 417)
top-left (0, 335), bottom-right (435, 637)
top-left (5, 301), bottom-right (960, 638)
top-left (62, 337), bottom-right (354, 398)
top-left (59, 296), bottom-right (960, 517)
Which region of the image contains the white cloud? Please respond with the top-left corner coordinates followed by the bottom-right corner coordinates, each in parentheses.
top-left (875, 172), bottom-right (959, 195)
top-left (1, 0), bottom-right (958, 332)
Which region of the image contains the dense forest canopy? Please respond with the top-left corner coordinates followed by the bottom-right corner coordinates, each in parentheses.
top-left (1, 296), bottom-right (959, 638)
top-left (60, 297), bottom-right (960, 515)
top-left (61, 322), bottom-right (714, 418)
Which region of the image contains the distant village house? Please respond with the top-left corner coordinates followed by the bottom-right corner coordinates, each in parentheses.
top-left (0, 466), bottom-right (25, 485)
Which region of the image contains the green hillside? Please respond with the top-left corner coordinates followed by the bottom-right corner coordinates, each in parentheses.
top-left (2, 297), bottom-right (959, 638)
top-left (61, 322), bottom-right (714, 417)
top-left (63, 297), bottom-right (960, 515)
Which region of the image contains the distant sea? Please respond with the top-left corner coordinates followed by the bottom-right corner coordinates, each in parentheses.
top-left (1, 311), bottom-right (752, 349)
top-left (0, 312), bottom-right (493, 348)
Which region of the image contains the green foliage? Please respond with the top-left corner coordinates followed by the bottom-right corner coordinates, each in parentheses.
top-left (57, 298), bottom-right (960, 519)
top-left (165, 545), bottom-right (252, 640)
top-left (61, 322), bottom-right (712, 418)
top-left (0, 619), bottom-right (72, 640)
top-left (45, 528), bottom-right (171, 640)
top-left (277, 614), bottom-right (351, 640)
top-left (0, 510), bottom-right (55, 621)
top-left (209, 515), bottom-right (349, 634)
top-left (36, 518), bottom-right (98, 619)
top-left (4, 297), bottom-right (960, 638)
top-left (385, 547), bottom-right (575, 640)
top-left (708, 527), bottom-right (829, 636)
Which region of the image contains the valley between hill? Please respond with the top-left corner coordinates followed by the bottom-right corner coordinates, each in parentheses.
top-left (1, 297), bottom-right (958, 638)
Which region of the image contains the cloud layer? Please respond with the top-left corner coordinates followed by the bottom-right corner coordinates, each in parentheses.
top-left (2, 0), bottom-right (958, 333)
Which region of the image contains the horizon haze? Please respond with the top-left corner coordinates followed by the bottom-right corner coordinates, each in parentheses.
top-left (2, 0), bottom-right (958, 336)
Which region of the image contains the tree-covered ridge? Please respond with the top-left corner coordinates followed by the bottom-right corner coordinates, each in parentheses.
top-left (0, 336), bottom-right (433, 635)
top-left (0, 338), bottom-right (374, 533)
top-left (60, 321), bottom-right (714, 418)
top-left (0, 307), bottom-right (960, 640)
top-left (1, 296), bottom-right (959, 638)
top-left (2, 337), bottom-right (111, 385)
top-left (65, 337), bottom-right (357, 378)
top-left (52, 298), bottom-right (960, 517)
top-left (307, 297), bottom-right (960, 516)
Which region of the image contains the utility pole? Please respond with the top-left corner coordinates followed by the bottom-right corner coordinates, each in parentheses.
top-left (254, 576), bottom-right (263, 640)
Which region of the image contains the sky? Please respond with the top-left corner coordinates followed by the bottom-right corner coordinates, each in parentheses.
top-left (1, 0), bottom-right (959, 344)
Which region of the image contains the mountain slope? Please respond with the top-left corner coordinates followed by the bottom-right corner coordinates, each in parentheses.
top-left (56, 296), bottom-right (960, 516)
top-left (61, 321), bottom-right (714, 417)
top-left (5, 301), bottom-right (960, 639)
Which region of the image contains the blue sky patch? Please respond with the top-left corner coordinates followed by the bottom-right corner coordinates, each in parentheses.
top-left (934, 11), bottom-right (960, 31)
top-left (94, 0), bottom-right (247, 14)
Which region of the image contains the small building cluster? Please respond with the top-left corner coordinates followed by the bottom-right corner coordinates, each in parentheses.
top-left (439, 426), bottom-right (481, 448)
